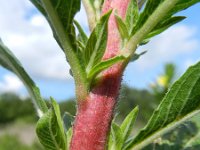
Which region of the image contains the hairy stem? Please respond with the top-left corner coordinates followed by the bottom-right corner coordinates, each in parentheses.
top-left (70, 0), bottom-right (130, 149)
top-left (70, 66), bottom-right (124, 150)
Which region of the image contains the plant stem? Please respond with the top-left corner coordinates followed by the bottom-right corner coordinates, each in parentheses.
top-left (70, 0), bottom-right (130, 149)
top-left (71, 67), bottom-right (124, 150)
top-left (82, 0), bottom-right (97, 31)
top-left (41, 0), bottom-right (89, 100)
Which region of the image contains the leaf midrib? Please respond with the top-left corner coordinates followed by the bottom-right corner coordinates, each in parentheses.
top-left (48, 112), bottom-right (60, 150)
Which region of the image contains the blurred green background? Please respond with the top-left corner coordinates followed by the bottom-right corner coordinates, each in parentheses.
top-left (0, 63), bottom-right (200, 150)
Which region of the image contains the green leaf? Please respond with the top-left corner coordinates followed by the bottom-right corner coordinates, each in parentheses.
top-left (74, 20), bottom-right (88, 46)
top-left (184, 131), bottom-right (200, 148)
top-left (120, 106), bottom-right (139, 142)
top-left (66, 128), bottom-right (73, 150)
top-left (87, 55), bottom-right (126, 81)
top-left (36, 98), bottom-right (67, 150)
top-left (125, 0), bottom-right (139, 34)
top-left (110, 122), bottom-right (124, 150)
top-left (115, 14), bottom-right (129, 40)
top-left (125, 61), bottom-right (200, 150)
top-left (145, 16), bottom-right (186, 39)
top-left (63, 112), bottom-right (74, 131)
top-left (30, 0), bottom-right (80, 50)
top-left (134, 0), bottom-right (164, 33)
top-left (130, 51), bottom-right (147, 62)
top-left (0, 39), bottom-right (48, 116)
top-left (171, 0), bottom-right (200, 15)
top-left (85, 10), bottom-right (112, 71)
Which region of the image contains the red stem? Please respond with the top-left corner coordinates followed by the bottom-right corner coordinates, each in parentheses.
top-left (70, 0), bottom-right (130, 149)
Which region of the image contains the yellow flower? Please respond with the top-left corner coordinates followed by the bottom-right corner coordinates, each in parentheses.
top-left (157, 75), bottom-right (168, 87)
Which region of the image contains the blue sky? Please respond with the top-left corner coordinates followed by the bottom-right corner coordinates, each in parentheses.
top-left (0, 1), bottom-right (199, 101)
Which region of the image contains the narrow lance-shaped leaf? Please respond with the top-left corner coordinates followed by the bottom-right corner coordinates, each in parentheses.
top-left (0, 39), bottom-right (48, 116)
top-left (87, 55), bottom-right (126, 81)
top-left (130, 51), bottom-right (147, 62)
top-left (125, 0), bottom-right (139, 35)
top-left (66, 128), bottom-right (73, 150)
top-left (120, 106), bottom-right (139, 142)
top-left (125, 61), bottom-right (200, 150)
top-left (74, 20), bottom-right (88, 46)
top-left (115, 14), bottom-right (129, 40)
top-left (36, 98), bottom-right (67, 150)
top-left (110, 122), bottom-right (124, 150)
top-left (170, 0), bottom-right (200, 16)
top-left (133, 0), bottom-right (164, 33)
top-left (131, 0), bottom-right (200, 39)
top-left (85, 10), bottom-right (112, 71)
top-left (145, 16), bottom-right (186, 39)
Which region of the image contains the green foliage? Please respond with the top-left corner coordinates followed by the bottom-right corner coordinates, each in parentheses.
top-left (87, 55), bottom-right (125, 82)
top-left (36, 98), bottom-right (67, 150)
top-left (59, 100), bottom-right (76, 116)
top-left (120, 107), bottom-right (139, 142)
top-left (74, 20), bottom-right (88, 46)
top-left (134, 0), bottom-right (200, 35)
top-left (145, 16), bottom-right (186, 39)
top-left (115, 14), bottom-right (129, 40)
top-left (83, 11), bottom-right (127, 85)
top-left (0, 40), bottom-right (48, 115)
top-left (125, 61), bottom-right (200, 150)
top-left (123, 0), bottom-right (200, 50)
top-left (0, 134), bottom-right (44, 150)
top-left (66, 128), bottom-right (73, 150)
top-left (118, 86), bottom-right (154, 123)
top-left (142, 119), bottom-right (200, 150)
top-left (84, 11), bottom-right (111, 70)
top-left (108, 107), bottom-right (138, 150)
top-left (125, 0), bottom-right (139, 35)
top-left (0, 93), bottom-right (36, 123)
top-left (130, 51), bottom-right (147, 62)
top-left (109, 122), bottom-right (124, 150)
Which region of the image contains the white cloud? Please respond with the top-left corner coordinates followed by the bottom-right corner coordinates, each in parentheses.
top-left (0, 74), bottom-right (23, 93)
top-left (0, 0), bottom-right (86, 80)
top-left (134, 25), bottom-right (199, 72)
